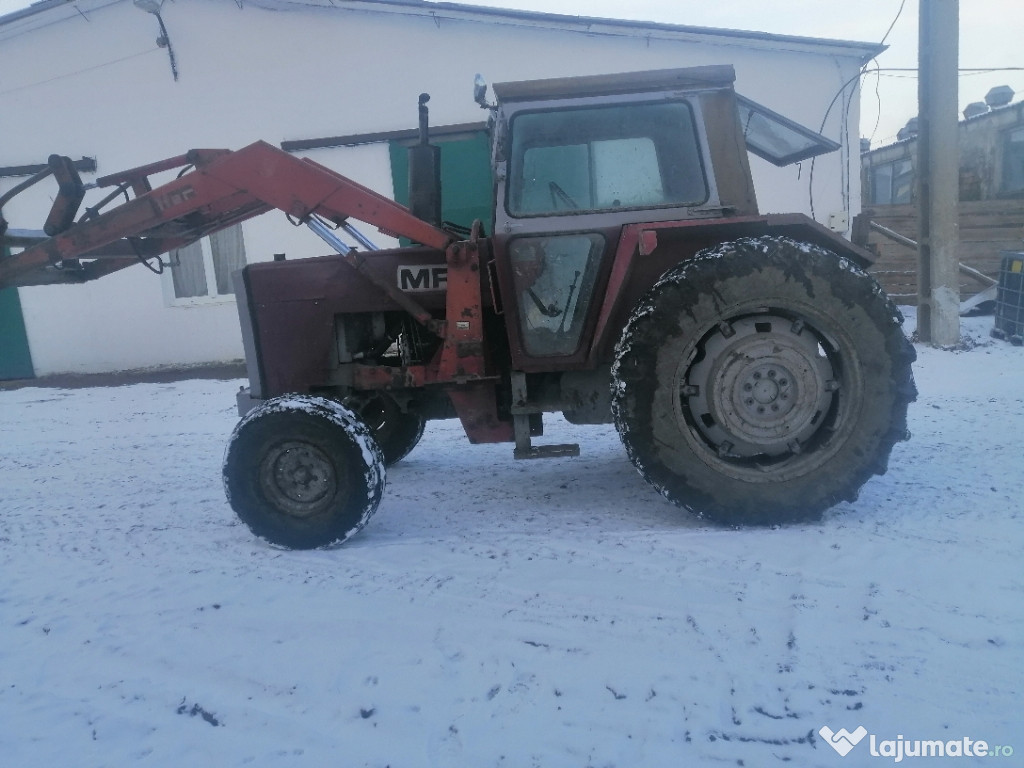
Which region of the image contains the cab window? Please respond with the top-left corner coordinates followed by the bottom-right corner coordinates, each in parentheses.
top-left (508, 101), bottom-right (708, 217)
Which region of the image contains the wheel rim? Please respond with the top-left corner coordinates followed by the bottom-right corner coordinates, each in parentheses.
top-left (258, 440), bottom-right (342, 519)
top-left (681, 313), bottom-right (842, 471)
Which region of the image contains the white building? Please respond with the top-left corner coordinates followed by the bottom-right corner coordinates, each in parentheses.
top-left (0, 0), bottom-right (880, 377)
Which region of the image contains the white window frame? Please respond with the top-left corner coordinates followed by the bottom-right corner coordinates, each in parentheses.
top-left (161, 224), bottom-right (246, 307)
top-left (870, 158), bottom-right (914, 205)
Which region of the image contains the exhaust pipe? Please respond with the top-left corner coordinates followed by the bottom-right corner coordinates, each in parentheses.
top-left (408, 93), bottom-right (442, 228)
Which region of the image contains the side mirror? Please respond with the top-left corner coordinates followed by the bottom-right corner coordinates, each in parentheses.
top-left (473, 74), bottom-right (493, 110)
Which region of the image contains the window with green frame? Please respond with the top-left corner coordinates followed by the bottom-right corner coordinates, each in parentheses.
top-left (389, 130), bottom-right (493, 240)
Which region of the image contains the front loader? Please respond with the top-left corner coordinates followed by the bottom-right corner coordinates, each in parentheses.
top-left (0, 65), bottom-right (916, 548)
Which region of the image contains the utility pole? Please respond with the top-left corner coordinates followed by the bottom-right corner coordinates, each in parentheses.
top-left (916, 0), bottom-right (960, 345)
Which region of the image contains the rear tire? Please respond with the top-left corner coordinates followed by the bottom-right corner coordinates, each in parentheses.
top-left (611, 236), bottom-right (917, 526)
top-left (223, 395), bottom-right (386, 549)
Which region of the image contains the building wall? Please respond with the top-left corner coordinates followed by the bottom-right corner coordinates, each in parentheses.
top-left (0, 0), bottom-right (868, 374)
top-left (860, 101), bottom-right (1024, 298)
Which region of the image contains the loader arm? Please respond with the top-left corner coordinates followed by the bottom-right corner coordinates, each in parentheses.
top-left (0, 140), bottom-right (453, 289)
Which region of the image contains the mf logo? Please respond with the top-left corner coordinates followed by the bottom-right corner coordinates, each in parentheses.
top-left (820, 725), bottom-right (868, 757)
top-left (398, 265), bottom-right (448, 292)
top-left (152, 185), bottom-right (196, 213)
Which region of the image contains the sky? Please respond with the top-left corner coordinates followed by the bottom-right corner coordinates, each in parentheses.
top-left (0, 0), bottom-right (1021, 146)
top-left (459, 0), bottom-right (1024, 146)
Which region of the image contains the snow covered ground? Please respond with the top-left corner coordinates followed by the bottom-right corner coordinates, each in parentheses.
top-left (1, 311), bottom-right (1022, 767)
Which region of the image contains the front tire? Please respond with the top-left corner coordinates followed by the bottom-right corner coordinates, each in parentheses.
top-left (348, 394), bottom-right (425, 467)
top-left (223, 395), bottom-right (386, 549)
top-left (611, 236), bottom-right (916, 526)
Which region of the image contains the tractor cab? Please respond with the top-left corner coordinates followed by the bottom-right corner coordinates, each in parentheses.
top-left (480, 65), bottom-right (840, 369)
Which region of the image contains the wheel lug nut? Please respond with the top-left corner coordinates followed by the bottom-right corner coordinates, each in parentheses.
top-left (743, 383), bottom-right (753, 391)
top-left (753, 372), bottom-right (762, 380)
top-left (780, 379), bottom-right (788, 386)
top-left (767, 370), bottom-right (776, 379)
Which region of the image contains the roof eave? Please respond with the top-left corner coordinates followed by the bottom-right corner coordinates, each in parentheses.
top-left (0, 0), bottom-right (888, 63)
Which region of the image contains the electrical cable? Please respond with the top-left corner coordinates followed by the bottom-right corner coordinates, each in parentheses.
top-left (808, 0), bottom-right (911, 219)
top-left (879, 0), bottom-right (908, 47)
top-left (809, 68), bottom-right (864, 219)
top-left (153, 11), bottom-right (179, 82)
top-left (880, 67), bottom-right (1024, 72)
top-left (869, 62), bottom-right (884, 145)
top-left (0, 49), bottom-right (156, 97)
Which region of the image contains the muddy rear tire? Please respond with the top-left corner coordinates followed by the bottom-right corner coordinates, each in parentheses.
top-left (223, 395), bottom-right (386, 549)
top-left (611, 236), bottom-right (917, 526)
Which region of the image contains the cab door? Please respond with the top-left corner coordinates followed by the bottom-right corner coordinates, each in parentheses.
top-left (490, 96), bottom-right (717, 371)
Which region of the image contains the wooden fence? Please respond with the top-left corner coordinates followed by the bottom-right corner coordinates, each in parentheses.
top-left (862, 199), bottom-right (1024, 301)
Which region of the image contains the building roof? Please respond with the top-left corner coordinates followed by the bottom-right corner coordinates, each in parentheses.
top-left (0, 0), bottom-right (885, 62)
top-left (863, 98), bottom-right (1024, 160)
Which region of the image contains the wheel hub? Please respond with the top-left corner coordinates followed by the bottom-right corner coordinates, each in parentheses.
top-left (259, 441), bottom-right (338, 518)
top-left (684, 315), bottom-right (836, 458)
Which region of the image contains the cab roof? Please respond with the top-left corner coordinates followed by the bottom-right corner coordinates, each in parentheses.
top-left (492, 65), bottom-right (736, 104)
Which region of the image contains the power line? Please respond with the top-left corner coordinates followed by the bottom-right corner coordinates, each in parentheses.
top-left (808, 0), bottom-right (911, 219)
top-left (0, 48), bottom-right (157, 97)
top-left (875, 70), bottom-right (1024, 81)
top-left (879, 0), bottom-right (908, 47)
top-left (877, 67), bottom-right (1024, 72)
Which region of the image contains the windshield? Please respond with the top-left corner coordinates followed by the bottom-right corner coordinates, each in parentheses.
top-left (507, 101), bottom-right (708, 217)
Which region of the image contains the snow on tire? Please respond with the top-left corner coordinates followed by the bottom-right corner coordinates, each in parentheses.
top-left (611, 236), bottom-right (917, 526)
top-left (223, 394), bottom-right (386, 549)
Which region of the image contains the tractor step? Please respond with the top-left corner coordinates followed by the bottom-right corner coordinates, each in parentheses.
top-left (514, 443), bottom-right (581, 460)
top-left (511, 405), bottom-right (580, 460)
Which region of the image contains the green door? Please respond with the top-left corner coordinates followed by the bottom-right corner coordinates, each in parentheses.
top-left (0, 244), bottom-right (35, 380)
top-left (389, 130), bottom-right (493, 237)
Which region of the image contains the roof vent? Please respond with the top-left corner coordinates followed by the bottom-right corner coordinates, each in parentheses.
top-left (985, 85), bottom-right (1014, 108)
top-left (963, 101), bottom-right (990, 119)
top-left (897, 117), bottom-right (919, 141)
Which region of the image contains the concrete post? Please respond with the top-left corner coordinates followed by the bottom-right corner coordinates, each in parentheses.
top-left (916, 0), bottom-right (961, 346)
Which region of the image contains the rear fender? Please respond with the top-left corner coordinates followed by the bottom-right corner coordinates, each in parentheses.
top-left (589, 213), bottom-right (875, 363)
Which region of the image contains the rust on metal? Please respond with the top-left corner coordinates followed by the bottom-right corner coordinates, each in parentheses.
top-left (436, 238), bottom-right (487, 382)
top-left (1, 141), bottom-right (454, 289)
top-left (447, 384), bottom-right (515, 443)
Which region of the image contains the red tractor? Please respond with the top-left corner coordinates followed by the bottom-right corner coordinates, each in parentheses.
top-left (0, 65), bottom-right (916, 548)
